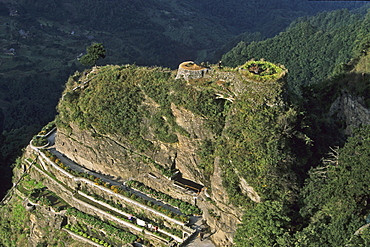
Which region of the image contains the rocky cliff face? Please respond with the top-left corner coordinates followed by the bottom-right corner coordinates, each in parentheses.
top-left (43, 61), bottom-right (290, 246)
top-left (53, 63), bottom-right (271, 246)
top-left (55, 98), bottom-right (241, 246)
top-left (329, 91), bottom-right (370, 136)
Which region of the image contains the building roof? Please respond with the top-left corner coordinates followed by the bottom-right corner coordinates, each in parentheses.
top-left (179, 61), bottom-right (207, 71)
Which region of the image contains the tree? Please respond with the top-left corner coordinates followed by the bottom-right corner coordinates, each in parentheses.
top-left (79, 43), bottom-right (106, 66)
top-left (296, 125), bottom-right (370, 246)
top-left (234, 200), bottom-right (292, 246)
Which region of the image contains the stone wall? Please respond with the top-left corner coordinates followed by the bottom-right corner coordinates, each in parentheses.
top-left (175, 61), bottom-right (209, 81)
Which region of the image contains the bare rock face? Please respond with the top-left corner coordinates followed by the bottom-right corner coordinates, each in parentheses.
top-left (28, 205), bottom-right (65, 247)
top-left (239, 177), bottom-right (261, 203)
top-left (55, 102), bottom-right (241, 246)
top-left (329, 91), bottom-right (370, 135)
top-left (204, 156), bottom-right (242, 245)
top-left (56, 125), bottom-right (150, 181)
top-left (170, 103), bottom-right (213, 182)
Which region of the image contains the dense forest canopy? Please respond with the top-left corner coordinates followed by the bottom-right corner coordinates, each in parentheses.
top-left (222, 8), bottom-right (370, 96)
top-left (232, 125), bottom-right (370, 246)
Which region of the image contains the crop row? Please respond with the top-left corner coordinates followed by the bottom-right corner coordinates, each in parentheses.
top-left (83, 190), bottom-right (183, 238)
top-left (66, 207), bottom-right (137, 244)
top-left (126, 180), bottom-right (202, 215)
top-left (64, 224), bottom-right (112, 247)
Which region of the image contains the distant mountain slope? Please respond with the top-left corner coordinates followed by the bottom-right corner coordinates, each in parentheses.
top-left (186, 0), bottom-right (366, 37)
top-left (12, 0), bottom-right (368, 65)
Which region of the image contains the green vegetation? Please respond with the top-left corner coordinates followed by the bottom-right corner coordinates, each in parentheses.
top-left (0, 200), bottom-right (29, 247)
top-left (218, 72), bottom-right (299, 205)
top-left (66, 207), bottom-right (137, 244)
top-left (151, 112), bottom-right (179, 143)
top-left (42, 35), bottom-right (370, 246)
top-left (40, 149), bottom-right (190, 223)
top-left (19, 175), bottom-right (45, 193)
top-left (232, 125), bottom-right (370, 246)
top-left (196, 139), bottom-right (215, 176)
top-left (1, 3), bottom-right (370, 246)
top-left (38, 121), bottom-right (56, 136)
top-left (295, 126), bottom-right (370, 246)
top-left (234, 200), bottom-right (292, 246)
top-left (64, 224), bottom-right (112, 247)
top-left (80, 190), bottom-right (184, 238)
top-left (227, 10), bottom-right (370, 245)
top-left (29, 188), bottom-right (68, 211)
top-left (222, 9), bottom-right (370, 96)
top-left (56, 64), bottom-right (230, 151)
top-left (143, 157), bottom-right (174, 178)
top-left (79, 43), bottom-right (106, 66)
top-left (0, 173), bottom-right (76, 247)
top-left (171, 83), bottom-right (230, 136)
top-left (32, 136), bottom-right (48, 147)
top-left (238, 60), bottom-right (287, 82)
top-left (57, 65), bottom-right (153, 151)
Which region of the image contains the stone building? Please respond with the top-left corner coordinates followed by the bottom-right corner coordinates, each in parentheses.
top-left (175, 61), bottom-right (210, 81)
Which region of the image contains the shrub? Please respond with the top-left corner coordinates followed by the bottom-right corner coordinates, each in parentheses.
top-left (238, 60), bottom-right (286, 82)
top-left (32, 136), bottom-right (48, 147)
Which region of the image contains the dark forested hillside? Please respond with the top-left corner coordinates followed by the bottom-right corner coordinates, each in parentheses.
top-left (222, 8), bottom-right (370, 96)
top-left (187, 0), bottom-right (366, 37)
top-left (233, 125), bottom-right (370, 246)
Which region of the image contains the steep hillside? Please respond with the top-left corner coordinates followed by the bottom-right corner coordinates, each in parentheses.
top-left (230, 19), bottom-right (370, 246)
top-left (1, 40), bottom-right (369, 247)
top-left (0, 3), bottom-right (370, 247)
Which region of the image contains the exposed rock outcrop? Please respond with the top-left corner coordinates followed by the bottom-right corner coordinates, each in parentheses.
top-left (329, 91), bottom-right (370, 135)
top-left (28, 206), bottom-right (66, 247)
top-left (55, 107), bottom-right (241, 246)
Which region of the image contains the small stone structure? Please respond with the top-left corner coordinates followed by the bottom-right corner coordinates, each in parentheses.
top-left (175, 61), bottom-right (209, 81)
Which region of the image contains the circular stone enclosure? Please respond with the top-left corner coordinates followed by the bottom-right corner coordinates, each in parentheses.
top-left (238, 60), bottom-right (287, 82)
